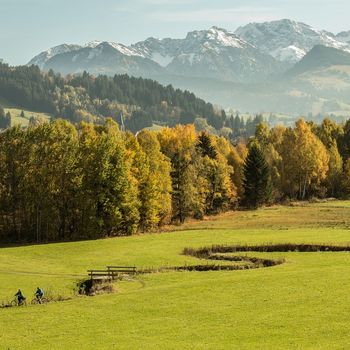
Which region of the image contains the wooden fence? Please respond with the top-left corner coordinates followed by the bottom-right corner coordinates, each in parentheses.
top-left (87, 266), bottom-right (137, 280)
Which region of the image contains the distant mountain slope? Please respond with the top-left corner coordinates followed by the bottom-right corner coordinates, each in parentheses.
top-left (44, 42), bottom-right (163, 77)
top-left (288, 45), bottom-right (350, 76)
top-left (337, 31), bottom-right (350, 44)
top-left (235, 19), bottom-right (350, 64)
top-left (28, 44), bottom-right (82, 68)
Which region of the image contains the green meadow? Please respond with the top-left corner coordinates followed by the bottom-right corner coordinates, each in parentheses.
top-left (1, 202), bottom-right (350, 349)
top-left (4, 107), bottom-right (51, 127)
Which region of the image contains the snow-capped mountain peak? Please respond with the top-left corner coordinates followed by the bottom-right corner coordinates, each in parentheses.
top-left (185, 26), bottom-right (251, 50)
top-left (208, 27), bottom-right (247, 48)
top-left (29, 41), bottom-right (145, 70)
top-left (129, 26), bottom-right (278, 82)
top-left (28, 43), bottom-right (82, 68)
top-left (82, 41), bottom-right (143, 57)
top-left (84, 40), bottom-right (102, 48)
top-left (235, 19), bottom-right (350, 64)
top-left (131, 27), bottom-right (252, 68)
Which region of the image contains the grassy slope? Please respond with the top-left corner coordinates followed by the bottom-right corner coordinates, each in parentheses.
top-left (1, 202), bottom-right (350, 349)
top-left (4, 108), bottom-right (51, 127)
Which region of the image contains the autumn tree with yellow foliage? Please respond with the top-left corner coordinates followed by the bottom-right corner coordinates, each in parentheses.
top-left (280, 119), bottom-right (329, 199)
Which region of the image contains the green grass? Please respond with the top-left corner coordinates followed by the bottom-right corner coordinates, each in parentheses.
top-left (2, 202), bottom-right (350, 349)
top-left (4, 108), bottom-right (51, 127)
top-left (144, 123), bottom-right (165, 131)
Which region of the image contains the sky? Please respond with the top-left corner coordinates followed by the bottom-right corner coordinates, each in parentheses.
top-left (1, 0), bottom-right (350, 65)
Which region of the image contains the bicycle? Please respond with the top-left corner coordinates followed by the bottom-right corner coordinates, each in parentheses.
top-left (31, 296), bottom-right (48, 305)
top-left (10, 298), bottom-right (27, 307)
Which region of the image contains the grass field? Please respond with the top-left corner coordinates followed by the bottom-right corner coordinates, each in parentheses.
top-left (2, 202), bottom-right (350, 349)
top-left (4, 108), bottom-right (51, 127)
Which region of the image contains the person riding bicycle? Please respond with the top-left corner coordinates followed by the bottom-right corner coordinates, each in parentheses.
top-left (34, 287), bottom-right (44, 302)
top-left (15, 289), bottom-right (26, 305)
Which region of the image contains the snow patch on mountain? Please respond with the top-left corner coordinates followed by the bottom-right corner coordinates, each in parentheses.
top-left (150, 52), bottom-right (173, 67)
top-left (184, 26), bottom-right (252, 52)
top-left (84, 41), bottom-right (102, 48)
top-left (271, 45), bottom-right (306, 62)
top-left (107, 42), bottom-right (143, 57)
top-left (28, 44), bottom-right (82, 68)
top-left (197, 26), bottom-right (246, 48)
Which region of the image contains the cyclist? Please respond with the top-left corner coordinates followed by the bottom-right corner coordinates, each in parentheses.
top-left (15, 289), bottom-right (26, 305)
top-left (34, 287), bottom-right (44, 303)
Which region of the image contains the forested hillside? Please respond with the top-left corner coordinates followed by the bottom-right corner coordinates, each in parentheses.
top-left (0, 63), bottom-right (226, 132)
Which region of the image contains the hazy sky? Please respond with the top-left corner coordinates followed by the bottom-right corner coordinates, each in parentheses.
top-left (1, 0), bottom-right (350, 65)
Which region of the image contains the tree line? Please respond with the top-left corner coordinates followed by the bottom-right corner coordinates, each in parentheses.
top-left (1, 117), bottom-right (350, 243)
top-left (243, 118), bottom-right (350, 208)
top-left (0, 120), bottom-right (238, 243)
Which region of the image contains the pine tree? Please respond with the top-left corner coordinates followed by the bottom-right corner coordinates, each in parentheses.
top-left (196, 132), bottom-right (217, 159)
top-left (341, 158), bottom-right (350, 196)
top-left (171, 152), bottom-right (199, 223)
top-left (0, 108), bottom-right (11, 129)
top-left (325, 140), bottom-right (343, 197)
top-left (339, 119), bottom-right (350, 161)
top-left (243, 144), bottom-right (271, 209)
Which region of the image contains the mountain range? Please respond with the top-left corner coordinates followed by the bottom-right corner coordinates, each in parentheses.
top-left (28, 19), bottom-right (350, 116)
top-left (29, 26), bottom-right (284, 82)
